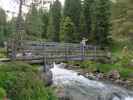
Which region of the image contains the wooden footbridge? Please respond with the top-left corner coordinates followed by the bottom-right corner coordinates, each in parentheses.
top-left (7, 40), bottom-right (110, 64)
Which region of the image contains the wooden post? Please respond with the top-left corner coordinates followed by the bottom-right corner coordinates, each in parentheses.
top-left (94, 46), bottom-right (97, 61)
top-left (43, 42), bottom-right (46, 67)
top-left (11, 40), bottom-right (16, 60)
top-left (80, 44), bottom-right (84, 61)
top-left (6, 41), bottom-right (9, 58)
top-left (65, 47), bottom-right (68, 61)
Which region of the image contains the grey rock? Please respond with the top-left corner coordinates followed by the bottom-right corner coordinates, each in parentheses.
top-left (108, 70), bottom-right (120, 80)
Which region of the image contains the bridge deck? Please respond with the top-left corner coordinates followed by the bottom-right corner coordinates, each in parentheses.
top-left (7, 40), bottom-right (110, 64)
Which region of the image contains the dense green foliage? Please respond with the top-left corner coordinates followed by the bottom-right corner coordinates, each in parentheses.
top-left (0, 8), bottom-right (7, 46)
top-left (25, 5), bottom-right (43, 38)
top-left (64, 0), bottom-right (81, 30)
top-left (63, 0), bottom-right (81, 42)
top-left (0, 0), bottom-right (112, 46)
top-left (93, 0), bottom-right (111, 46)
top-left (83, 0), bottom-right (94, 42)
top-left (42, 11), bottom-right (49, 39)
top-left (79, 13), bottom-right (87, 40)
top-left (7, 17), bottom-right (16, 36)
top-left (1, 0), bottom-right (133, 47)
top-left (47, 0), bottom-right (62, 42)
top-left (0, 62), bottom-right (57, 100)
top-left (60, 17), bottom-right (75, 42)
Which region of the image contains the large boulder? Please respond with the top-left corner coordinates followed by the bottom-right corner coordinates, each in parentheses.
top-left (108, 70), bottom-right (120, 80)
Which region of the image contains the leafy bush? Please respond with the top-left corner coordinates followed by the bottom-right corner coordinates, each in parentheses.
top-left (0, 62), bottom-right (57, 100)
top-left (0, 88), bottom-right (6, 99)
top-left (80, 61), bottom-right (97, 71)
top-left (119, 68), bottom-right (133, 78)
top-left (120, 51), bottom-right (133, 67)
top-left (0, 48), bottom-right (6, 58)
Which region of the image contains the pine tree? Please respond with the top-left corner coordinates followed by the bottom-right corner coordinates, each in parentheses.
top-left (79, 13), bottom-right (87, 40)
top-left (94, 0), bottom-right (111, 47)
top-left (4, 17), bottom-right (16, 39)
top-left (60, 17), bottom-right (75, 43)
top-left (64, 0), bottom-right (81, 27)
top-left (63, 0), bottom-right (81, 42)
top-left (25, 5), bottom-right (43, 38)
top-left (47, 13), bottom-right (55, 41)
top-left (42, 11), bottom-right (49, 39)
top-left (83, 0), bottom-right (94, 41)
top-left (0, 8), bottom-right (7, 45)
top-left (47, 0), bottom-right (61, 42)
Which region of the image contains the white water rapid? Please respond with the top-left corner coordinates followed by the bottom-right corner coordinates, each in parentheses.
top-left (51, 63), bottom-right (133, 100)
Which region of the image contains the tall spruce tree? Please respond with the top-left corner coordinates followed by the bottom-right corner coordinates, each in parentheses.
top-left (79, 12), bottom-right (87, 40)
top-left (0, 8), bottom-right (7, 46)
top-left (60, 17), bottom-right (75, 43)
top-left (47, 0), bottom-right (61, 42)
top-left (63, 0), bottom-right (81, 42)
top-left (83, 0), bottom-right (94, 41)
top-left (47, 12), bottom-right (54, 41)
top-left (5, 17), bottom-right (16, 39)
top-left (94, 0), bottom-right (111, 47)
top-left (42, 11), bottom-right (49, 39)
top-left (25, 5), bottom-right (43, 38)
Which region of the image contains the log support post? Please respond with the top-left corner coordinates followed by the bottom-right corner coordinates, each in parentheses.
top-left (80, 44), bottom-right (85, 61)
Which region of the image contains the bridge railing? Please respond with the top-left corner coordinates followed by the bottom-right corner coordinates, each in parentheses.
top-left (7, 40), bottom-right (110, 63)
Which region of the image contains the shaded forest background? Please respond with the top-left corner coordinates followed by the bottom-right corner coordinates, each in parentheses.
top-left (0, 0), bottom-right (133, 47)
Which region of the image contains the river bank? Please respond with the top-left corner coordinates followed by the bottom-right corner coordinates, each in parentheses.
top-left (62, 63), bottom-right (133, 91)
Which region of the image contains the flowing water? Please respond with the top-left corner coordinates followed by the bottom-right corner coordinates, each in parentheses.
top-left (51, 63), bottom-right (133, 100)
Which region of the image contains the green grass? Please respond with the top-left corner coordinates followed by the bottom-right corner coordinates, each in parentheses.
top-left (68, 60), bottom-right (133, 79)
top-left (97, 63), bottom-right (133, 78)
top-left (0, 48), bottom-right (6, 58)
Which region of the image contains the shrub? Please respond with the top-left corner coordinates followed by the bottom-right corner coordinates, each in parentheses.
top-left (120, 52), bottom-right (133, 67)
top-left (118, 67), bottom-right (133, 79)
top-left (80, 61), bottom-right (97, 71)
top-left (0, 88), bottom-right (6, 99)
top-left (0, 48), bottom-right (6, 58)
top-left (0, 62), bottom-right (57, 100)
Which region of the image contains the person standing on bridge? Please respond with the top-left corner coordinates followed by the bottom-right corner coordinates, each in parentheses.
top-left (81, 37), bottom-right (88, 48)
top-left (80, 38), bottom-right (88, 61)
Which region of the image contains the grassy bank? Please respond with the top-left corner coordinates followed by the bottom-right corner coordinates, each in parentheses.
top-left (68, 60), bottom-right (133, 79)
